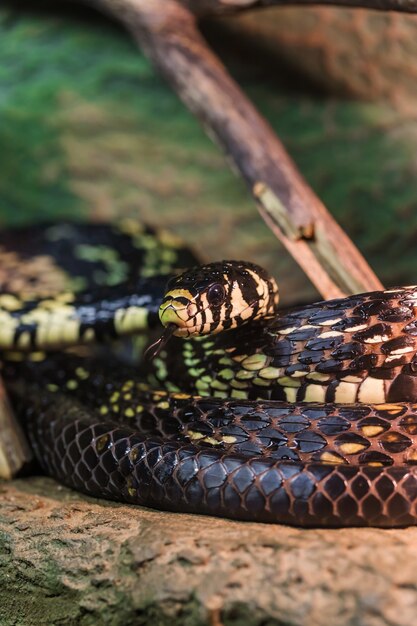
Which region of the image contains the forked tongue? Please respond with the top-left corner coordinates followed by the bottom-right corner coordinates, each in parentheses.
top-left (144, 324), bottom-right (177, 360)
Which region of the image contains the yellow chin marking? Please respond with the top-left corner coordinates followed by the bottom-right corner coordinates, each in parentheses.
top-left (159, 306), bottom-right (187, 328)
top-left (159, 289), bottom-right (194, 331)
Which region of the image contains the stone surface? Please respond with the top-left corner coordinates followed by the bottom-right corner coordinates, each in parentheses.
top-left (1, 476), bottom-right (417, 626)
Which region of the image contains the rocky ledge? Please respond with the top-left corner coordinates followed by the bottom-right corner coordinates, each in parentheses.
top-left (0, 476), bottom-right (416, 626)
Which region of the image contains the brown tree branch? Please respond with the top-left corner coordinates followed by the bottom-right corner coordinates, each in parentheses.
top-left (181, 0), bottom-right (417, 17)
top-left (86, 0), bottom-right (382, 299)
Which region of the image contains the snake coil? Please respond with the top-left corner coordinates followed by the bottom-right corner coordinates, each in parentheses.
top-left (3, 221), bottom-right (417, 527)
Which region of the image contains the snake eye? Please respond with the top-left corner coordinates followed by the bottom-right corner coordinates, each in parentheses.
top-left (207, 283), bottom-right (225, 307)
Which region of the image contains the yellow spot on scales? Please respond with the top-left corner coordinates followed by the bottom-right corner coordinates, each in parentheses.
top-left (189, 367), bottom-right (205, 378)
top-left (153, 391), bottom-right (167, 400)
top-left (219, 368), bottom-right (234, 381)
top-left (75, 367), bottom-right (89, 380)
top-left (284, 387), bottom-right (297, 402)
top-left (277, 376), bottom-right (301, 388)
top-left (236, 369), bottom-right (256, 380)
top-left (0, 312), bottom-right (18, 349)
top-left (231, 390), bottom-right (248, 399)
top-left (29, 352), bottom-right (46, 362)
top-left (222, 435), bottom-right (238, 444)
top-left (55, 292), bottom-right (75, 303)
top-left (115, 307), bottom-right (148, 335)
top-left (127, 481), bottom-right (137, 499)
top-left (319, 330), bottom-right (343, 339)
top-left (341, 375), bottom-right (363, 384)
top-left (231, 354), bottom-right (247, 363)
top-left (306, 372), bottom-right (330, 383)
top-left (116, 217), bottom-right (144, 236)
top-left (230, 380), bottom-right (249, 390)
top-left (319, 452), bottom-right (346, 465)
top-left (241, 354), bottom-right (269, 371)
top-left (219, 356), bottom-right (234, 366)
top-left (259, 366), bottom-right (283, 380)
top-left (201, 437), bottom-right (222, 446)
top-left (277, 326), bottom-right (298, 335)
top-left (156, 228), bottom-right (184, 248)
top-left (17, 332), bottom-right (32, 350)
top-left (304, 385), bottom-right (326, 403)
top-left (184, 357), bottom-right (200, 367)
top-left (339, 442), bottom-right (367, 455)
top-left (0, 294), bottom-right (22, 311)
top-left (253, 377), bottom-right (272, 387)
top-left (165, 382), bottom-right (181, 393)
top-left (361, 425), bottom-right (385, 438)
top-left (334, 382), bottom-right (358, 404)
top-left (391, 346), bottom-right (415, 355)
top-left (374, 403), bottom-right (403, 415)
top-left (343, 323), bottom-right (368, 332)
top-left (317, 318), bottom-right (342, 327)
top-left (406, 450), bottom-right (417, 463)
top-left (187, 430), bottom-right (205, 441)
top-left (96, 434), bottom-right (110, 452)
top-left (83, 328), bottom-right (95, 343)
top-left (171, 393), bottom-right (193, 400)
top-left (66, 380), bottom-right (78, 390)
top-left (16, 303), bottom-right (83, 347)
top-left (363, 334), bottom-right (391, 344)
top-left (124, 408), bottom-right (135, 418)
top-left (211, 380), bottom-right (228, 391)
top-left (129, 447), bottom-right (139, 462)
top-left (196, 380), bottom-right (210, 392)
top-left (358, 377), bottom-right (386, 404)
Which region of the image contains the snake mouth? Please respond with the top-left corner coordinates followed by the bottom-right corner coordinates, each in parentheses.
top-left (159, 304), bottom-right (191, 336)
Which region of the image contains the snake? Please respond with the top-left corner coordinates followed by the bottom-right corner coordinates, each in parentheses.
top-left (3, 220), bottom-right (417, 528)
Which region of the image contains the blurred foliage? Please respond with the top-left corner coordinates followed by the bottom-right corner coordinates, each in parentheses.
top-left (1, 4), bottom-right (417, 303)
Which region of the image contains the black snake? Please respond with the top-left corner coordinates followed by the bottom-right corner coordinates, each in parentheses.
top-left (2, 220), bottom-right (417, 527)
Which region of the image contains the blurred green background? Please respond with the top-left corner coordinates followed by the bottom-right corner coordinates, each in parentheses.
top-left (2, 2), bottom-right (417, 304)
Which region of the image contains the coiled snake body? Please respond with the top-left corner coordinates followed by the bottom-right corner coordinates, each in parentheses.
top-left (3, 221), bottom-right (417, 527)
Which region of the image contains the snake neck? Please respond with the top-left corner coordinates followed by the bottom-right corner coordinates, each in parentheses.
top-left (147, 287), bottom-right (417, 405)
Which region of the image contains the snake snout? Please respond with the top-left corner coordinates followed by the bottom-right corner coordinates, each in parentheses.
top-left (159, 289), bottom-right (197, 337)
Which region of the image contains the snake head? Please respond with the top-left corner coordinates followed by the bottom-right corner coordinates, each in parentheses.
top-left (158, 260), bottom-right (279, 338)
